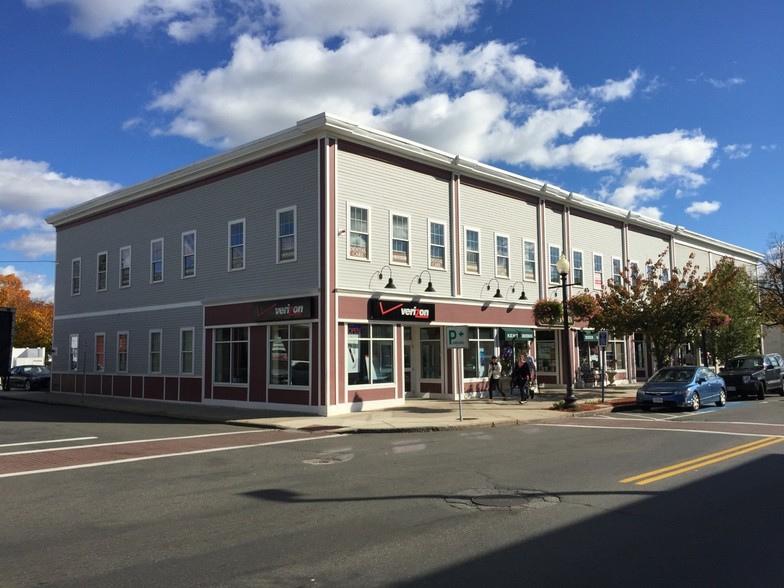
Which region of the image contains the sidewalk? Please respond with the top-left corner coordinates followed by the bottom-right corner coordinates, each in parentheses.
top-left (0, 385), bottom-right (639, 433)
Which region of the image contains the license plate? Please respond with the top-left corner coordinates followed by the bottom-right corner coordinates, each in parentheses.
top-left (653, 397), bottom-right (663, 403)
top-left (727, 385), bottom-right (735, 392)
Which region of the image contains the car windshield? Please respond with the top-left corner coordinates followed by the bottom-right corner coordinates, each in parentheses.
top-left (725, 357), bottom-right (762, 370)
top-left (649, 368), bottom-right (694, 383)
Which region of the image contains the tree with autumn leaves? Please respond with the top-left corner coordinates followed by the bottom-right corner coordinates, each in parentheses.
top-left (0, 274), bottom-right (53, 350)
top-left (758, 233), bottom-right (784, 329)
top-left (566, 251), bottom-right (760, 369)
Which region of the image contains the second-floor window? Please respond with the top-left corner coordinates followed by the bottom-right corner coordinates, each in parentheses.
top-left (277, 207), bottom-right (296, 262)
top-left (496, 234), bottom-right (509, 278)
top-left (71, 258), bottom-right (81, 295)
top-left (465, 228), bottom-right (480, 274)
top-left (612, 257), bottom-right (622, 285)
top-left (391, 214), bottom-right (409, 264)
top-left (572, 250), bottom-right (584, 286)
top-left (524, 240), bottom-right (536, 281)
top-left (549, 246), bottom-right (561, 283)
top-left (97, 252), bottom-right (107, 291)
top-left (151, 238), bottom-right (164, 283)
top-left (229, 219), bottom-right (245, 270)
top-left (120, 246), bottom-right (131, 288)
top-left (593, 254), bottom-right (603, 289)
top-left (182, 231), bottom-right (196, 278)
top-left (348, 205), bottom-right (369, 259)
top-left (429, 221), bottom-right (445, 269)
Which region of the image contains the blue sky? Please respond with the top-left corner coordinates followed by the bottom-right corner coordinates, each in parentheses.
top-left (2, 0), bottom-right (782, 301)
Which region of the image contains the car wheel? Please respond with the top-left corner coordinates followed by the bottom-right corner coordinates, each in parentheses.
top-left (757, 383), bottom-right (765, 400)
top-left (716, 388), bottom-right (726, 407)
top-left (690, 393), bottom-right (701, 411)
top-left (24, 380), bottom-right (32, 391)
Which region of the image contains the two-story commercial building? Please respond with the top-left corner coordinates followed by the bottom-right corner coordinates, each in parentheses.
top-left (46, 113), bottom-right (761, 415)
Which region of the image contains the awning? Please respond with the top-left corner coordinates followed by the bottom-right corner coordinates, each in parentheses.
top-left (500, 328), bottom-right (535, 341)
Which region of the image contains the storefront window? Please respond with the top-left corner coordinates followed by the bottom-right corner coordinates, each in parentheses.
top-left (607, 337), bottom-right (626, 371)
top-left (536, 330), bottom-right (557, 373)
top-left (270, 324), bottom-right (311, 386)
top-left (634, 333), bottom-right (646, 371)
top-left (348, 324), bottom-right (394, 385)
top-left (464, 327), bottom-right (494, 379)
top-left (420, 327), bottom-right (441, 379)
top-left (214, 327), bottom-right (248, 384)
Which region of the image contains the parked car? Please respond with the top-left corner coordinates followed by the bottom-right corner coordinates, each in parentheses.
top-left (2, 365), bottom-right (51, 391)
top-left (719, 354), bottom-right (784, 399)
top-left (637, 366), bottom-right (726, 411)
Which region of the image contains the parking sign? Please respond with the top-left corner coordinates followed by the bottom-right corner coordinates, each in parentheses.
top-left (598, 330), bottom-right (608, 347)
top-left (446, 326), bottom-right (469, 349)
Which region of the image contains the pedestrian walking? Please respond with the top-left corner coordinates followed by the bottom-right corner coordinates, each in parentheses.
top-left (523, 349), bottom-right (537, 398)
top-left (512, 354), bottom-right (532, 404)
top-left (487, 355), bottom-right (504, 402)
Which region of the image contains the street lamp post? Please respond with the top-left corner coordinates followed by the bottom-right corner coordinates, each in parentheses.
top-left (556, 254), bottom-right (578, 408)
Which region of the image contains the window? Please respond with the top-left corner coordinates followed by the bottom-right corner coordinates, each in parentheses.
top-left (463, 327), bottom-right (495, 379)
top-left (523, 240), bottom-right (537, 281)
top-left (277, 207), bottom-right (296, 263)
top-left (662, 268), bottom-right (670, 283)
top-left (97, 252), bottom-right (108, 291)
top-left (182, 231), bottom-right (196, 278)
top-left (228, 220), bottom-right (245, 270)
top-left (180, 328), bottom-right (194, 374)
top-left (151, 238), bottom-right (164, 283)
top-left (429, 221), bottom-right (445, 269)
top-left (612, 257), bottom-right (622, 285)
top-left (348, 205), bottom-right (369, 259)
top-left (347, 324), bottom-right (394, 385)
top-left (95, 333), bottom-right (105, 372)
top-left (117, 332), bottom-right (128, 373)
top-left (496, 234), bottom-right (510, 278)
top-left (214, 327), bottom-right (248, 384)
top-left (420, 326), bottom-right (442, 379)
top-left (593, 254), bottom-right (603, 289)
top-left (391, 214), bottom-right (410, 264)
top-left (71, 258), bottom-right (81, 295)
top-left (646, 264), bottom-right (655, 281)
top-left (536, 331), bottom-right (556, 373)
top-left (607, 337), bottom-right (626, 370)
top-left (69, 334), bottom-right (79, 371)
top-left (269, 324), bottom-right (311, 386)
top-left (572, 250), bottom-right (584, 286)
top-left (149, 330), bottom-right (162, 374)
top-left (630, 261), bottom-right (639, 286)
top-left (549, 246), bottom-right (561, 284)
top-left (465, 228), bottom-right (480, 274)
top-left (120, 246), bottom-right (131, 288)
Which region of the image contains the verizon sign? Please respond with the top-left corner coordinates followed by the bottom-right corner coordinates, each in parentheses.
top-left (367, 299), bottom-right (435, 322)
top-left (254, 297), bottom-right (314, 322)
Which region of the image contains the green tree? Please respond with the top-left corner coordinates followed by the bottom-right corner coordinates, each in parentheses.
top-left (758, 233), bottom-right (784, 329)
top-left (0, 274), bottom-right (53, 350)
top-left (590, 251), bottom-right (707, 369)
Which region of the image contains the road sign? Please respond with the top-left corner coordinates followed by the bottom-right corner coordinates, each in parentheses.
top-left (446, 325), bottom-right (469, 349)
top-left (598, 330), bottom-right (608, 347)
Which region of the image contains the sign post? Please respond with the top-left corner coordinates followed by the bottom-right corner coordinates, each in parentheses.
top-left (446, 326), bottom-right (469, 421)
top-left (598, 330), bottom-right (608, 403)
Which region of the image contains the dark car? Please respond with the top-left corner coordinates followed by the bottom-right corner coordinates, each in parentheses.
top-left (637, 366), bottom-right (726, 411)
top-left (2, 365), bottom-right (51, 391)
top-left (719, 354), bottom-right (784, 399)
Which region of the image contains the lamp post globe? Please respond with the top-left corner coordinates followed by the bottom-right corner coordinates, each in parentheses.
top-left (556, 254), bottom-right (577, 408)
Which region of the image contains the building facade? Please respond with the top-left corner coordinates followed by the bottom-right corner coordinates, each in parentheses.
top-left (46, 113), bottom-right (761, 415)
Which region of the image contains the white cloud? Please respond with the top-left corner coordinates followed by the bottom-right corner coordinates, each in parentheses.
top-left (685, 200), bottom-right (721, 218)
top-left (0, 158), bottom-right (121, 213)
top-left (590, 69), bottom-right (641, 102)
top-left (634, 206), bottom-right (663, 221)
top-left (707, 76), bottom-right (745, 88)
top-left (724, 143), bottom-right (752, 159)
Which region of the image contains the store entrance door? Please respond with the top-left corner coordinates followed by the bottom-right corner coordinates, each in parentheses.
top-left (404, 327), bottom-right (414, 397)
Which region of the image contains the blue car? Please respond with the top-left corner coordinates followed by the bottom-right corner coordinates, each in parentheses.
top-left (637, 366), bottom-right (727, 411)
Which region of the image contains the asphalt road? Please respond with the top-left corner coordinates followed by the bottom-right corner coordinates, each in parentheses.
top-left (2, 397), bottom-right (783, 587)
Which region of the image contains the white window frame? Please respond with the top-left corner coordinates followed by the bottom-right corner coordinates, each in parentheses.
top-left (428, 219), bottom-right (446, 270)
top-left (96, 251), bottom-right (108, 292)
top-left (464, 227), bottom-right (480, 274)
top-left (347, 203), bottom-right (370, 260)
top-left (495, 233), bottom-right (510, 279)
top-left (630, 260), bottom-right (640, 287)
top-left (149, 329), bottom-right (162, 374)
top-left (180, 327), bottom-right (194, 375)
top-left (572, 249), bottom-right (584, 286)
top-left (71, 257), bottom-right (81, 296)
top-left (390, 212), bottom-right (410, 266)
top-left (95, 332), bottom-right (105, 372)
top-left (612, 256), bottom-right (622, 285)
top-left (182, 230), bottom-right (196, 278)
top-left (549, 245), bottom-right (561, 284)
top-left (276, 206), bottom-right (297, 263)
top-left (120, 246), bottom-right (131, 288)
top-left (523, 239), bottom-right (537, 282)
top-left (117, 332), bottom-right (129, 373)
top-left (593, 253), bottom-right (603, 290)
top-left (150, 238), bottom-right (164, 283)
top-left (228, 219), bottom-right (246, 271)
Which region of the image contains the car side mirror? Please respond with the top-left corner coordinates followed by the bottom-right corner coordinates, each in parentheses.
top-left (696, 377), bottom-right (706, 384)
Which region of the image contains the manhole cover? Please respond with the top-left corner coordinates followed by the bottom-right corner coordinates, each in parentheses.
top-left (446, 488), bottom-right (560, 511)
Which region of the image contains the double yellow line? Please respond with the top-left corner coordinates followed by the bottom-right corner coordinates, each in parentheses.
top-left (621, 436), bottom-right (784, 486)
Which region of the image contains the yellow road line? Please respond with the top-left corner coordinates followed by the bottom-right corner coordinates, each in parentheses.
top-left (620, 436), bottom-right (784, 486)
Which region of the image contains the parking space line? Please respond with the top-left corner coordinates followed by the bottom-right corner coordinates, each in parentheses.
top-left (620, 436), bottom-right (784, 486)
